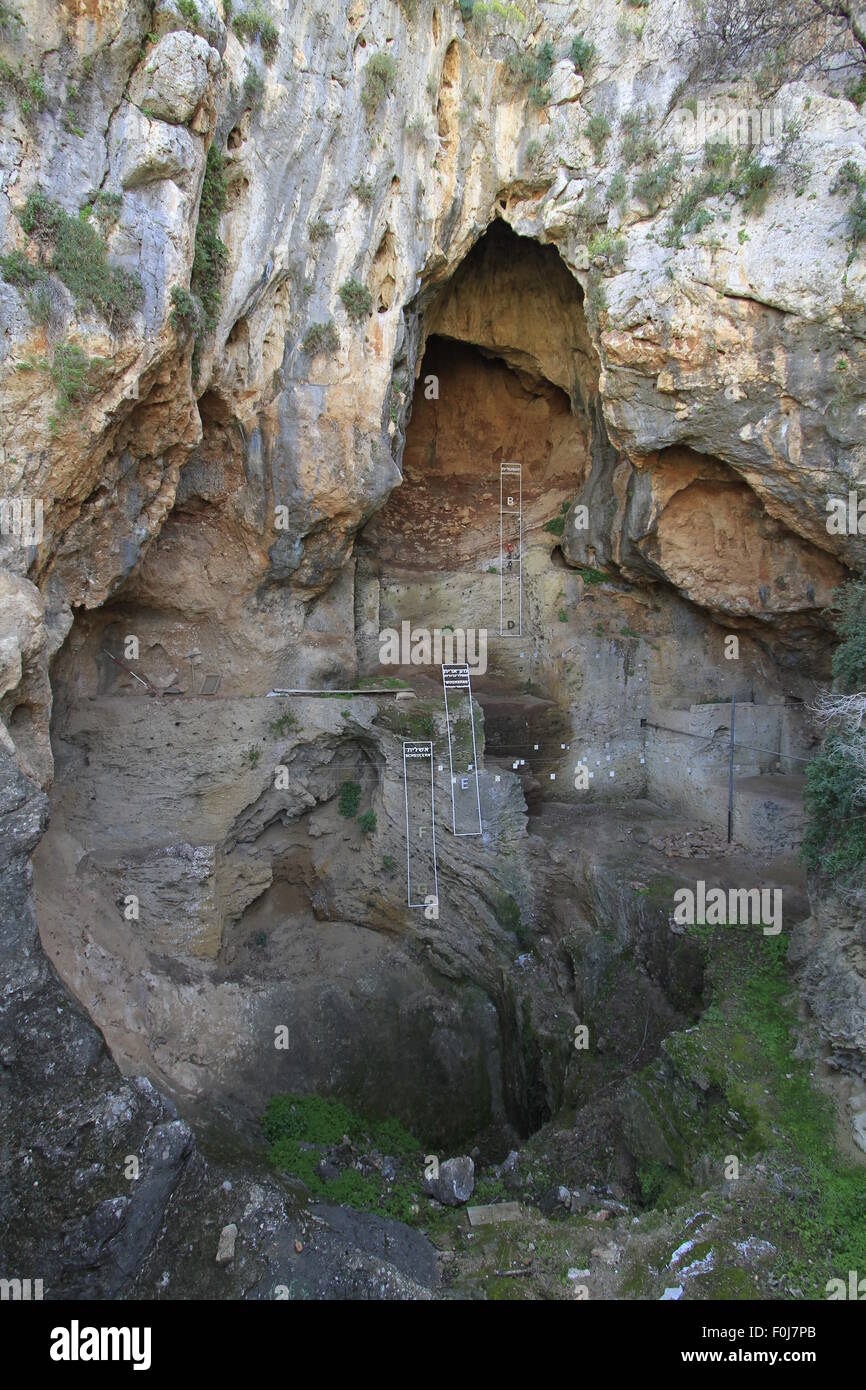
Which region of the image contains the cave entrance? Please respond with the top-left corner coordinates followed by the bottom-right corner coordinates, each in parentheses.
top-left (357, 219), bottom-right (597, 799)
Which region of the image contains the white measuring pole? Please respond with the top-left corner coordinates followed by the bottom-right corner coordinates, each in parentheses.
top-left (402, 740), bottom-right (439, 907)
top-left (500, 462), bottom-right (522, 637)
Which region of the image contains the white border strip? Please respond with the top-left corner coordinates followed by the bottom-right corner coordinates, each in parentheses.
top-left (402, 740), bottom-right (439, 907)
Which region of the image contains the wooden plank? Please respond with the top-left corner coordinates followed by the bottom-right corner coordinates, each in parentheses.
top-left (466, 1202), bottom-right (521, 1227)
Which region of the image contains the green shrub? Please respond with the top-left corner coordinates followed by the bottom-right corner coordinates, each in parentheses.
top-left (243, 63), bottom-right (265, 108)
top-left (244, 744), bottom-right (261, 767)
top-left (0, 248), bottom-right (44, 287)
top-left (570, 32), bottom-right (595, 73)
top-left (504, 41), bottom-right (553, 106)
top-left (191, 144), bottom-right (228, 336)
top-left (543, 513), bottom-right (566, 537)
top-left (830, 160), bottom-right (866, 262)
top-left (830, 579), bottom-right (866, 692)
top-left (607, 171), bottom-right (627, 207)
top-left (586, 113), bottom-right (611, 159)
top-left (801, 581), bottom-right (866, 890)
top-left (619, 107), bottom-right (658, 167)
top-left (0, 59), bottom-right (47, 120)
top-left (362, 51), bottom-right (397, 116)
top-left (339, 276), bottom-right (372, 321)
top-left (351, 175), bottom-right (375, 204)
top-left (357, 809), bottom-right (377, 835)
top-left (308, 216), bottom-right (331, 241)
top-left (0, 3), bottom-right (23, 32)
top-left (269, 710), bottom-right (296, 736)
top-left (29, 341), bottom-right (106, 430)
top-left (177, 0), bottom-right (199, 26)
top-left (584, 272), bottom-right (608, 330)
top-left (338, 779), bottom-right (361, 818)
top-left (736, 149), bottom-right (776, 215)
top-left (493, 891), bottom-right (521, 931)
top-left (802, 735), bottom-right (866, 883)
top-left (632, 156), bottom-right (679, 210)
top-left (25, 283), bottom-right (52, 324)
top-left (233, 4), bottom-right (279, 60)
top-left (17, 190), bottom-right (141, 328)
top-left (303, 319), bottom-right (340, 354)
top-left (169, 284), bottom-right (199, 334)
top-left (588, 229), bottom-right (626, 266)
top-left (847, 74), bottom-right (866, 109)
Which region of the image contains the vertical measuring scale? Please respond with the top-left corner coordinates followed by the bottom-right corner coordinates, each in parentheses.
top-left (402, 740), bottom-right (439, 908)
top-left (500, 462), bottom-right (522, 637)
top-left (442, 664), bottom-right (483, 836)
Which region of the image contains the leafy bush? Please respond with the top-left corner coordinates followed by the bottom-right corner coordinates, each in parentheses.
top-left (169, 285), bottom-right (199, 334)
top-left (586, 113), bottom-right (611, 158)
top-left (504, 41), bottom-right (553, 106)
top-left (619, 107), bottom-right (657, 167)
top-left (351, 175), bottom-right (375, 204)
top-left (18, 190), bottom-right (141, 328)
top-left (243, 63), bottom-right (265, 108)
top-left (588, 229), bottom-right (626, 266)
top-left (632, 156), bottom-right (679, 211)
top-left (830, 160), bottom-right (866, 263)
top-left (233, 4), bottom-right (279, 60)
top-left (362, 51), bottom-right (397, 116)
top-left (830, 579), bottom-right (866, 692)
top-left (269, 711), bottom-right (296, 736)
top-left (303, 319), bottom-right (340, 354)
top-left (0, 58), bottom-right (47, 120)
top-left (802, 735), bottom-right (866, 883)
top-left (607, 171), bottom-right (627, 207)
top-left (0, 3), bottom-right (23, 32)
top-left (338, 780), bottom-right (361, 818)
top-left (584, 272), bottom-right (608, 330)
top-left (177, 0), bottom-right (199, 25)
top-left (570, 32), bottom-right (595, 73)
top-left (0, 248), bottom-right (43, 287)
top-left (737, 149), bottom-right (776, 215)
top-left (191, 144), bottom-right (228, 335)
top-left (357, 809), bottom-right (377, 835)
top-left (25, 282), bottom-right (52, 324)
top-left (49, 341), bottom-right (98, 413)
top-left (801, 581), bottom-right (866, 890)
top-left (338, 276), bottom-right (372, 321)
top-left (308, 216), bottom-right (331, 241)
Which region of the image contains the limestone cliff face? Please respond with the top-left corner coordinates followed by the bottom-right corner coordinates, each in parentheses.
top-left (2, 0), bottom-right (866, 1293)
top-left (2, 0), bottom-right (865, 782)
